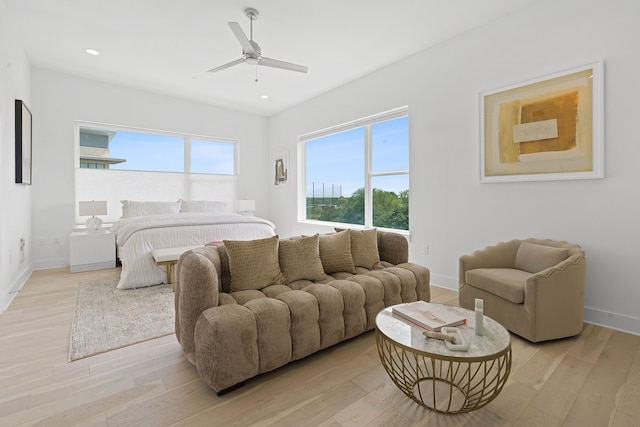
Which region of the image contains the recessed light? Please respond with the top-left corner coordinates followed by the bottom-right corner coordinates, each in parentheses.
top-left (85, 48), bottom-right (100, 56)
top-left (260, 95), bottom-right (269, 99)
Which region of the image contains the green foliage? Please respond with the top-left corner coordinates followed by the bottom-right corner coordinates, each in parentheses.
top-left (306, 187), bottom-right (408, 230)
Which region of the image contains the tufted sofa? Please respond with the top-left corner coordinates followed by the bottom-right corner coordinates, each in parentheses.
top-left (175, 229), bottom-right (430, 394)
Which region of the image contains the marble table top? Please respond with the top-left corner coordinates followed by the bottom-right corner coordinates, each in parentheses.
top-left (376, 303), bottom-right (511, 359)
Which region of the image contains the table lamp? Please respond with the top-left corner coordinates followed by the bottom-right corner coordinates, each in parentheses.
top-left (79, 200), bottom-right (107, 233)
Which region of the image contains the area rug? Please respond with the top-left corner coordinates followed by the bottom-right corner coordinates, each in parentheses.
top-left (69, 278), bottom-right (175, 361)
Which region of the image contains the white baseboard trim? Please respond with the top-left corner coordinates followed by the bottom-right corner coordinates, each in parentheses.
top-left (1, 263), bottom-right (32, 313)
top-left (32, 258), bottom-right (69, 271)
top-left (429, 273), bottom-right (458, 291)
top-left (584, 306), bottom-right (640, 337)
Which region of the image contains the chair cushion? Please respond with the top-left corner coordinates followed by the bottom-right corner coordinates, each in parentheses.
top-left (514, 242), bottom-right (569, 273)
top-left (279, 234), bottom-right (327, 283)
top-left (318, 230), bottom-right (357, 274)
top-left (224, 235), bottom-right (286, 292)
top-left (465, 268), bottom-right (530, 303)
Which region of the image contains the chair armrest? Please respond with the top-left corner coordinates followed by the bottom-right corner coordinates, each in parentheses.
top-left (524, 254), bottom-right (587, 340)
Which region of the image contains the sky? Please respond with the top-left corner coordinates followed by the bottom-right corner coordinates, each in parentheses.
top-left (305, 116), bottom-right (409, 197)
top-left (86, 115), bottom-right (408, 197)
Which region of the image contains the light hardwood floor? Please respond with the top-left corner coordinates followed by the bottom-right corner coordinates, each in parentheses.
top-left (1, 267), bottom-right (639, 427)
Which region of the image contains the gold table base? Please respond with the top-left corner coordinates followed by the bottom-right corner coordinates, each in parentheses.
top-left (376, 329), bottom-right (511, 414)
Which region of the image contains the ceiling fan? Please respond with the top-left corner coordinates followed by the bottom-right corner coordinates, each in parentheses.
top-left (208, 8), bottom-right (308, 76)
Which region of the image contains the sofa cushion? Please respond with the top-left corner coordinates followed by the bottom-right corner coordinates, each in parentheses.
top-left (279, 234), bottom-right (327, 283)
top-left (318, 230), bottom-right (357, 274)
top-left (514, 242), bottom-right (569, 274)
top-left (465, 268), bottom-right (530, 304)
top-left (336, 228), bottom-right (383, 269)
top-left (224, 235), bottom-right (286, 292)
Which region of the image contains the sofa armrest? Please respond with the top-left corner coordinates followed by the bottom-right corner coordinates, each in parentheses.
top-left (175, 249), bottom-right (220, 365)
top-left (524, 254), bottom-right (587, 341)
top-left (377, 231), bottom-right (408, 265)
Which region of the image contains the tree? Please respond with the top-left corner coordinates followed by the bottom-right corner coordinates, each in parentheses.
top-left (307, 187), bottom-right (408, 230)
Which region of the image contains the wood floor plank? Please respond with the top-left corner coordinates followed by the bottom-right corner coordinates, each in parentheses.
top-left (563, 331), bottom-right (639, 427)
top-left (0, 267), bottom-right (639, 427)
top-left (526, 355), bottom-right (592, 421)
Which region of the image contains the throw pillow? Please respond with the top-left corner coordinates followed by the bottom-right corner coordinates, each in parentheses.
top-left (224, 235), bottom-right (286, 292)
top-left (120, 200), bottom-right (181, 219)
top-left (279, 234), bottom-right (326, 283)
top-left (336, 228), bottom-right (382, 269)
top-left (514, 242), bottom-right (569, 273)
top-left (318, 230), bottom-right (357, 274)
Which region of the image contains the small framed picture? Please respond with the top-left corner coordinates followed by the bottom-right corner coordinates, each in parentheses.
top-left (273, 151), bottom-right (289, 186)
top-left (15, 99), bottom-right (33, 185)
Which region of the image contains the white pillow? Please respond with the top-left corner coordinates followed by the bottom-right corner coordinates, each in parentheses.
top-left (120, 200), bottom-right (181, 219)
top-left (180, 199), bottom-right (226, 214)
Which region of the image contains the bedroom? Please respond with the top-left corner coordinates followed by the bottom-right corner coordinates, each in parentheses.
top-left (2, 0), bottom-right (638, 334)
top-left (1, 0), bottom-right (640, 424)
top-left (0, 0), bottom-right (640, 358)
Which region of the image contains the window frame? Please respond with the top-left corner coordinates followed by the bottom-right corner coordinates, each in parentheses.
top-left (298, 106), bottom-right (409, 231)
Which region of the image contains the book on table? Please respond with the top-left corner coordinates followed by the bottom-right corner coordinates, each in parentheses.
top-left (392, 301), bottom-right (466, 331)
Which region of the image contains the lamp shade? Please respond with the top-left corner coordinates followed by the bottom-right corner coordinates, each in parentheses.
top-left (237, 199), bottom-right (255, 213)
top-left (79, 200), bottom-right (107, 216)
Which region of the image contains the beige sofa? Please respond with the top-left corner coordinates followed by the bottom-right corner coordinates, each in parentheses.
top-left (459, 238), bottom-right (586, 343)
top-left (175, 229), bottom-right (430, 394)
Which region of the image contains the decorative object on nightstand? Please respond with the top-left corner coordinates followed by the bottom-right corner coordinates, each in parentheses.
top-left (237, 199), bottom-right (255, 216)
top-left (79, 200), bottom-right (107, 233)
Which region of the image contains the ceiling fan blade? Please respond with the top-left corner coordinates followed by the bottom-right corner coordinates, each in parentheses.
top-left (259, 57), bottom-right (308, 73)
top-left (207, 58), bottom-right (245, 73)
top-left (228, 22), bottom-right (255, 55)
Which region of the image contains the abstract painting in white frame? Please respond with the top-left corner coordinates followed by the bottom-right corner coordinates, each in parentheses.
top-left (480, 61), bottom-right (604, 183)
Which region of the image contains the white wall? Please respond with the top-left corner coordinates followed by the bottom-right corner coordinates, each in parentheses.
top-left (268, 0), bottom-right (640, 334)
top-left (31, 69), bottom-right (269, 269)
top-left (0, 0), bottom-right (32, 312)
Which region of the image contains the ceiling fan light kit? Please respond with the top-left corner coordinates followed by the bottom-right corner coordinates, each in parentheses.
top-left (208, 7), bottom-right (308, 76)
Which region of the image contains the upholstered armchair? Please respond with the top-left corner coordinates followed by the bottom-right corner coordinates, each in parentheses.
top-left (459, 239), bottom-right (586, 343)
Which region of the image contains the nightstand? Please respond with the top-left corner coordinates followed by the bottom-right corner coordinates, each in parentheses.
top-left (70, 230), bottom-right (116, 272)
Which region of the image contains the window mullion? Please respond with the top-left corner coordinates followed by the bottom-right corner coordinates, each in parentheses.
top-left (364, 125), bottom-right (372, 228)
top-left (184, 136), bottom-right (191, 173)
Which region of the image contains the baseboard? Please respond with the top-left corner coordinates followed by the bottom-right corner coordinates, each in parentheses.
top-left (584, 306), bottom-right (640, 336)
top-left (429, 273), bottom-right (458, 291)
top-left (1, 263), bottom-right (32, 313)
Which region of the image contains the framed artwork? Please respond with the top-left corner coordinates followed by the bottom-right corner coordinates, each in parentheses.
top-left (15, 99), bottom-right (32, 185)
top-left (273, 151), bottom-right (289, 186)
top-left (480, 61), bottom-right (604, 183)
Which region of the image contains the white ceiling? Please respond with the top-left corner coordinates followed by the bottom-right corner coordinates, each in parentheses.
top-left (5, 0), bottom-right (537, 116)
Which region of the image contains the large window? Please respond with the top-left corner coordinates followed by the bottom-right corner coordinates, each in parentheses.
top-left (75, 122), bottom-right (238, 223)
top-left (78, 125), bottom-right (235, 174)
top-left (300, 108), bottom-right (409, 231)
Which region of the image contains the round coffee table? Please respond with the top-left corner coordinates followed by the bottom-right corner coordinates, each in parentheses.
top-left (375, 303), bottom-right (511, 414)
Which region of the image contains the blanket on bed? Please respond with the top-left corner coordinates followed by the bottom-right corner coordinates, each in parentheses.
top-left (110, 213), bottom-right (276, 246)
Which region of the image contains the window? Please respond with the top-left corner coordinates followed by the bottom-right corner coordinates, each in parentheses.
top-left (300, 107), bottom-right (409, 231)
top-left (75, 122), bottom-right (238, 223)
top-left (78, 125), bottom-right (235, 175)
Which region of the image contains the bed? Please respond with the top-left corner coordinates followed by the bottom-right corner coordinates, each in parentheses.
top-left (110, 204), bottom-right (276, 289)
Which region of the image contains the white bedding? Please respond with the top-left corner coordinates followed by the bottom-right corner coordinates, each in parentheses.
top-left (110, 213), bottom-right (276, 289)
